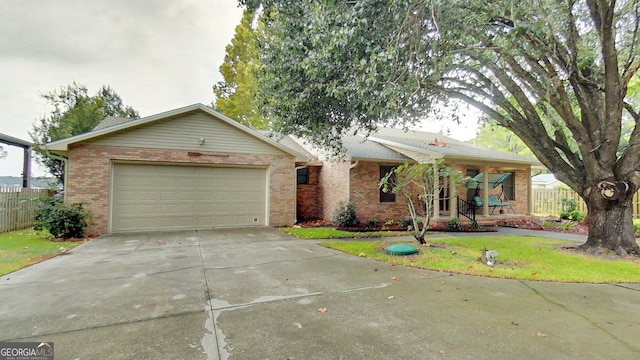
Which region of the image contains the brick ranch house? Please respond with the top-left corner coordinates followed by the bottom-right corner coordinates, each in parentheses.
top-left (46, 104), bottom-right (308, 235)
top-left (282, 127), bottom-right (541, 225)
top-left (47, 104), bottom-right (539, 235)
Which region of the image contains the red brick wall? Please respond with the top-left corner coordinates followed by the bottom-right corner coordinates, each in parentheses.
top-left (512, 169), bottom-right (529, 214)
top-left (313, 161), bottom-right (533, 224)
top-left (317, 161), bottom-right (350, 221)
top-left (296, 166), bottom-right (321, 220)
top-left (349, 161), bottom-right (409, 223)
top-left (66, 144), bottom-right (297, 235)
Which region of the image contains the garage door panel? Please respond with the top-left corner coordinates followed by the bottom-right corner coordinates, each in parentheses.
top-left (112, 164), bottom-right (267, 231)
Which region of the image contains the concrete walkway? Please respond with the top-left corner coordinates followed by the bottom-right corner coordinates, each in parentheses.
top-left (1, 227), bottom-right (639, 359)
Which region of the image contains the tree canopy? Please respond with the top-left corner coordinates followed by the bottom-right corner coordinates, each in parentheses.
top-left (30, 83), bottom-right (138, 183)
top-left (472, 121), bottom-right (533, 157)
top-left (212, 9), bottom-right (266, 129)
top-left (251, 0), bottom-right (640, 255)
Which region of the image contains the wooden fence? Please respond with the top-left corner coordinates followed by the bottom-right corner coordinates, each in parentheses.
top-left (0, 187), bottom-right (54, 233)
top-left (532, 187), bottom-right (640, 218)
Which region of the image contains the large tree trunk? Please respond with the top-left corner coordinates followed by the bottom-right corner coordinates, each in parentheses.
top-left (580, 191), bottom-right (640, 256)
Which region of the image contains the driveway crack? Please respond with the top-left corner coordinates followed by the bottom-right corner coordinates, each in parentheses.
top-left (196, 229), bottom-right (228, 360)
top-left (520, 281), bottom-right (639, 352)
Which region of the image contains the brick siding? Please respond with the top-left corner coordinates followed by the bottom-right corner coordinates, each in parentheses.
top-left (349, 161), bottom-right (409, 223)
top-left (309, 160), bottom-right (532, 224)
top-left (66, 144), bottom-right (296, 235)
top-left (317, 161), bottom-right (350, 221)
top-left (296, 166), bottom-right (321, 220)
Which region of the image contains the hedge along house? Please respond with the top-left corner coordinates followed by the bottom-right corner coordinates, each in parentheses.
top-left (46, 104), bottom-right (307, 235)
top-left (287, 127), bottom-right (541, 225)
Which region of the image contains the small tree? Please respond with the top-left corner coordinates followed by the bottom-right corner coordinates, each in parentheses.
top-left (379, 160), bottom-right (463, 244)
top-left (30, 83), bottom-right (139, 184)
top-left (212, 9), bottom-right (267, 129)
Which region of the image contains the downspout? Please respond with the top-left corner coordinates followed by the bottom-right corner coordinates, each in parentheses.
top-left (294, 165), bottom-right (308, 224)
top-left (347, 160), bottom-right (359, 201)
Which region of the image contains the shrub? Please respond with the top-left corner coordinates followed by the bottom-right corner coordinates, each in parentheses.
top-left (385, 219), bottom-right (395, 226)
top-left (559, 198), bottom-right (585, 221)
top-left (470, 220), bottom-right (480, 229)
top-left (399, 218), bottom-right (413, 227)
top-left (634, 219), bottom-right (640, 232)
top-left (567, 210), bottom-right (586, 222)
top-left (368, 218), bottom-right (380, 228)
top-left (33, 196), bottom-right (91, 238)
top-left (445, 217), bottom-right (461, 231)
top-left (333, 202), bottom-right (358, 227)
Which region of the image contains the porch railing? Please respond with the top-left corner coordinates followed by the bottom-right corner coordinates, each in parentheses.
top-left (457, 196), bottom-right (476, 222)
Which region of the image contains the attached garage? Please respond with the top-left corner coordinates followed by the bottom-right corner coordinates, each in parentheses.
top-left (111, 164), bottom-right (267, 232)
top-left (45, 104), bottom-right (307, 235)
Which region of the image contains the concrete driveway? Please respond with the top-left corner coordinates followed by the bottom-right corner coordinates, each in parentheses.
top-left (1, 227), bottom-right (639, 359)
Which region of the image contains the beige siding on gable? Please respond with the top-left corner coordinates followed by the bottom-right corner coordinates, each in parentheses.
top-left (90, 111), bottom-right (284, 155)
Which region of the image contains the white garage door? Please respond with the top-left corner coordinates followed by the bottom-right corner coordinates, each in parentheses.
top-left (111, 164), bottom-right (267, 232)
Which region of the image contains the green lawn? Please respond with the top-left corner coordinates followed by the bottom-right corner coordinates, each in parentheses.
top-left (322, 236), bottom-right (640, 283)
top-left (281, 227), bottom-right (640, 283)
top-left (0, 229), bottom-right (83, 276)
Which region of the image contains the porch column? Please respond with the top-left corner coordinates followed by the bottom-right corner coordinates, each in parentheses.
top-left (527, 167), bottom-right (534, 214)
top-left (432, 165), bottom-right (439, 219)
top-left (22, 147), bottom-right (31, 188)
top-left (482, 165), bottom-right (490, 216)
top-left (448, 172), bottom-right (457, 217)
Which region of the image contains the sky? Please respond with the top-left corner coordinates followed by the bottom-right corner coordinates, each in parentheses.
top-left (0, 0), bottom-right (244, 177)
top-left (0, 0), bottom-right (478, 178)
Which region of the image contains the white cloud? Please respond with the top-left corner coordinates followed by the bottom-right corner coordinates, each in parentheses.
top-left (0, 0), bottom-right (243, 177)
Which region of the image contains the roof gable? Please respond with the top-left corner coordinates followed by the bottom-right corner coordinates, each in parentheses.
top-left (46, 104), bottom-right (307, 161)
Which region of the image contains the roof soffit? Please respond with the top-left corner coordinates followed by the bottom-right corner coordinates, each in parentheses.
top-left (367, 136), bottom-right (443, 164)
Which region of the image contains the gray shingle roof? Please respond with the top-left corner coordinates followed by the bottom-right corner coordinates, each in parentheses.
top-left (368, 128), bottom-right (539, 164)
top-left (92, 116), bottom-right (135, 131)
top-left (342, 134), bottom-right (410, 162)
top-left (285, 127), bottom-right (539, 165)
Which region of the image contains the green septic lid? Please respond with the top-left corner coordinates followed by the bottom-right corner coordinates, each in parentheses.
top-left (386, 244), bottom-right (418, 256)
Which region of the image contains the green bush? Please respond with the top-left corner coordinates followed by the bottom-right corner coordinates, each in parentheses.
top-left (445, 217), bottom-right (462, 231)
top-left (633, 219), bottom-right (640, 232)
top-left (567, 210), bottom-right (586, 222)
top-left (400, 218), bottom-right (413, 227)
top-left (33, 196), bottom-right (91, 238)
top-left (367, 218), bottom-right (380, 228)
top-left (559, 198), bottom-right (586, 222)
top-left (333, 202), bottom-right (358, 227)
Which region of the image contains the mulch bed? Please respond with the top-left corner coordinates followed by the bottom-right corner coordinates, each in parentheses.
top-left (297, 219), bottom-right (497, 233)
top-left (496, 217), bottom-right (590, 235)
